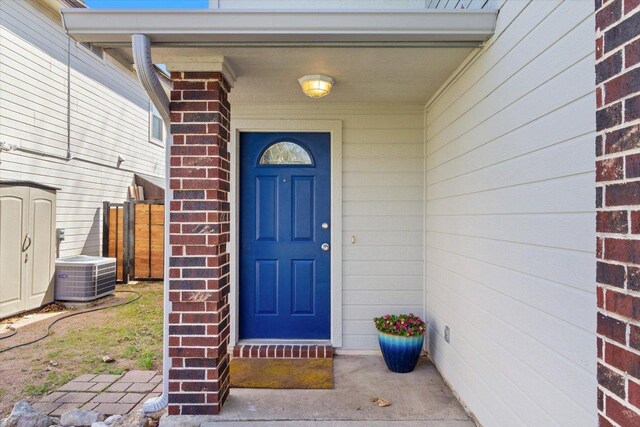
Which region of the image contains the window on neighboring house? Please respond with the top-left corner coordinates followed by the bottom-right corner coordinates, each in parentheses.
top-left (150, 103), bottom-right (165, 145)
top-left (79, 42), bottom-right (104, 60)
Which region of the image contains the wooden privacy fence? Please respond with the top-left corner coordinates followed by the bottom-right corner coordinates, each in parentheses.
top-left (103, 201), bottom-right (164, 282)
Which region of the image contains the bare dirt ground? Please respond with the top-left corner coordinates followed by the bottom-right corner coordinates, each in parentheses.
top-left (0, 283), bottom-right (162, 417)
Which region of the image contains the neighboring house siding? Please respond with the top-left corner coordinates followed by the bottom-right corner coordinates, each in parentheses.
top-left (595, 0), bottom-right (640, 425)
top-left (0, 0), bottom-right (163, 257)
top-left (232, 103), bottom-right (425, 350)
top-left (424, 1), bottom-right (596, 426)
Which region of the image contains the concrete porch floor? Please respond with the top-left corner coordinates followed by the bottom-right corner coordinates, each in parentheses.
top-left (162, 355), bottom-right (474, 427)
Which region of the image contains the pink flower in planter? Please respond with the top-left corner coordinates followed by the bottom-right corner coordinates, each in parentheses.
top-left (374, 314), bottom-right (426, 337)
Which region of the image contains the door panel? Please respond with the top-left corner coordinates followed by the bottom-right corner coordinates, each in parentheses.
top-left (255, 176), bottom-right (278, 241)
top-left (292, 259), bottom-right (315, 314)
top-left (0, 188), bottom-right (29, 317)
top-left (28, 195), bottom-right (54, 303)
top-left (255, 259), bottom-right (278, 314)
top-left (291, 176), bottom-right (315, 241)
top-left (240, 132), bottom-right (331, 340)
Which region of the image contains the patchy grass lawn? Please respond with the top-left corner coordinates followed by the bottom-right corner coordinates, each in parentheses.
top-left (0, 282), bottom-right (163, 416)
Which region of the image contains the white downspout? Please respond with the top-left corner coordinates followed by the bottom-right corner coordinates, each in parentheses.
top-left (131, 34), bottom-right (171, 415)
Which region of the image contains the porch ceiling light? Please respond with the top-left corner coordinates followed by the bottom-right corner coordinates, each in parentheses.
top-left (298, 74), bottom-right (334, 98)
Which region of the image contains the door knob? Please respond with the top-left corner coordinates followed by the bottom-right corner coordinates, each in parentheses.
top-left (321, 243), bottom-right (330, 251)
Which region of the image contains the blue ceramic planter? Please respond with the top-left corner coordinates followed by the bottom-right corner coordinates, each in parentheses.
top-left (378, 331), bottom-right (424, 373)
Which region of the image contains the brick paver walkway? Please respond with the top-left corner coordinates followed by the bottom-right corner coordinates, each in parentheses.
top-left (33, 370), bottom-right (161, 417)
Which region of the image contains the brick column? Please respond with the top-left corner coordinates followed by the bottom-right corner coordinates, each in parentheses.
top-left (167, 71), bottom-right (231, 415)
top-left (595, 1), bottom-right (640, 425)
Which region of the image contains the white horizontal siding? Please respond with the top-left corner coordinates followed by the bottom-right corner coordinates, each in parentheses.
top-left (424, 0), bottom-right (596, 426)
top-left (232, 103), bottom-right (425, 350)
top-left (0, 0), bottom-right (163, 257)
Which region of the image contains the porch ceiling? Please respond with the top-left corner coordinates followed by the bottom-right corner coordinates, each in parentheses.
top-left (60, 8), bottom-right (497, 103)
top-left (161, 46), bottom-right (474, 103)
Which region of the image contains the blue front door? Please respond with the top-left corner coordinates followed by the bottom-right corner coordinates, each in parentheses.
top-left (239, 132), bottom-right (331, 340)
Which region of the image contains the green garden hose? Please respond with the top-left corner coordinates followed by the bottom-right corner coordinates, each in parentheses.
top-left (0, 290), bottom-right (141, 354)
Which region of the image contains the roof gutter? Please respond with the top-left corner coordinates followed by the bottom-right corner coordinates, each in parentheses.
top-left (131, 34), bottom-right (171, 416)
top-left (59, 8), bottom-right (498, 47)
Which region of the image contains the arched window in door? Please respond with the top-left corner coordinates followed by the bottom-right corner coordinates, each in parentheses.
top-left (258, 141), bottom-right (313, 165)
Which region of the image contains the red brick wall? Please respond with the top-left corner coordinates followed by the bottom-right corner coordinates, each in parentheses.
top-left (596, 0), bottom-right (640, 425)
top-left (167, 72), bottom-right (231, 416)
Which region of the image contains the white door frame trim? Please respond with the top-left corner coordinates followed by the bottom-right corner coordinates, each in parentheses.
top-left (229, 119), bottom-right (343, 348)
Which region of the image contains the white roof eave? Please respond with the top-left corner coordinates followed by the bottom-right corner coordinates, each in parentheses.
top-left (60, 8), bottom-right (498, 47)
